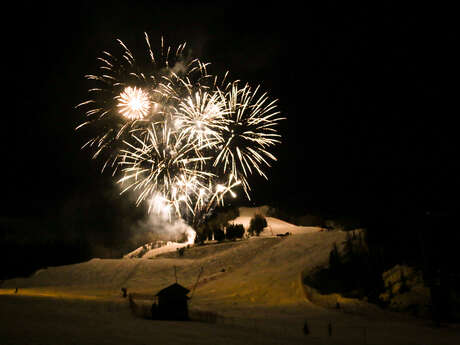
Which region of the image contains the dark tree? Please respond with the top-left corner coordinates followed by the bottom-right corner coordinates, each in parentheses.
top-left (329, 242), bottom-right (341, 274)
top-left (248, 214), bottom-right (267, 236)
top-left (226, 223), bottom-right (245, 240)
top-left (213, 228), bottom-right (225, 242)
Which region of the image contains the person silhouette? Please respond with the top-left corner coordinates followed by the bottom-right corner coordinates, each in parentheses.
top-left (303, 320), bottom-right (310, 335)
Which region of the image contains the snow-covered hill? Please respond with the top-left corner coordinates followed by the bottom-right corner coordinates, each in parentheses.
top-left (1, 207), bottom-right (459, 345)
top-left (124, 206), bottom-right (317, 259)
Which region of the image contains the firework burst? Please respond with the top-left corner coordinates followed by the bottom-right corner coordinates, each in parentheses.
top-left (213, 82), bottom-right (285, 197)
top-left (118, 122), bottom-right (213, 213)
top-left (76, 33), bottom-right (283, 225)
top-left (75, 33), bottom-right (210, 172)
top-left (117, 86), bottom-right (151, 120)
top-left (173, 88), bottom-right (227, 149)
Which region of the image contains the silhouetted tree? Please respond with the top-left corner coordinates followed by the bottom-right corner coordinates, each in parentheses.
top-left (213, 228), bottom-right (225, 242)
top-left (207, 206), bottom-right (239, 230)
top-left (226, 223), bottom-right (245, 240)
top-left (329, 242), bottom-right (341, 274)
top-left (248, 214), bottom-right (267, 236)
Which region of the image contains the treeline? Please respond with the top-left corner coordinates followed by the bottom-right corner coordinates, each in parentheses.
top-left (305, 230), bottom-right (384, 303)
top-left (195, 206), bottom-right (268, 243)
top-left (365, 210), bottom-right (460, 322)
top-left (195, 206), bottom-right (240, 243)
top-left (299, 206), bottom-right (460, 322)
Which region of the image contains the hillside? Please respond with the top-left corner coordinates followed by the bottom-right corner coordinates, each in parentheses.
top-left (1, 208), bottom-right (459, 345)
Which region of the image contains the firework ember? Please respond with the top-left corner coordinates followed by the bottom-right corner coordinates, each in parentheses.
top-left (75, 33), bottom-right (208, 172)
top-left (76, 33), bottom-right (284, 225)
top-left (117, 86), bottom-right (151, 120)
top-left (214, 82), bottom-right (284, 198)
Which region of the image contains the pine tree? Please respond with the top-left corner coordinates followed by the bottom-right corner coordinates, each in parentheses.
top-left (248, 214), bottom-right (266, 236)
top-left (329, 242), bottom-right (341, 274)
top-left (343, 231), bottom-right (354, 262)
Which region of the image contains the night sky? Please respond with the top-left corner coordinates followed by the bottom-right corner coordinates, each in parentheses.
top-left (2, 1), bottom-right (458, 223)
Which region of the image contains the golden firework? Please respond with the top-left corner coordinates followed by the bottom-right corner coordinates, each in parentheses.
top-left (117, 86), bottom-right (151, 120)
top-left (76, 34), bottom-right (284, 224)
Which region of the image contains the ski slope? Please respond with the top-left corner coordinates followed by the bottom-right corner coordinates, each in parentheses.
top-left (1, 207), bottom-right (459, 345)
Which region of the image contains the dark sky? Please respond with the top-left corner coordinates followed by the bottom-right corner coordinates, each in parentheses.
top-left (1, 1), bottom-right (458, 221)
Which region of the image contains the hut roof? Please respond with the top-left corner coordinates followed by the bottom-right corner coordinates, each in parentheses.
top-left (155, 283), bottom-right (190, 297)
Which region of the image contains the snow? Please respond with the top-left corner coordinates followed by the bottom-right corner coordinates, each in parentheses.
top-left (1, 207), bottom-right (459, 345)
top-left (124, 240), bottom-right (190, 259)
top-left (125, 206), bottom-right (319, 260)
top-left (230, 205), bottom-right (320, 236)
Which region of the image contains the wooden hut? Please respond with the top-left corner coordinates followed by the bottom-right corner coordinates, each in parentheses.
top-left (152, 283), bottom-right (190, 320)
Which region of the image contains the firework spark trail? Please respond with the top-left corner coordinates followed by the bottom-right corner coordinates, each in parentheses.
top-left (75, 34), bottom-right (209, 172)
top-left (76, 33), bottom-right (284, 225)
top-left (117, 86), bottom-right (151, 120)
top-left (213, 82), bottom-right (285, 198)
top-left (175, 90), bottom-right (226, 145)
top-left (118, 122), bottom-right (214, 215)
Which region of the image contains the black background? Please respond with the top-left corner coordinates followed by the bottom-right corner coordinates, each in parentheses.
top-left (1, 2), bottom-right (458, 240)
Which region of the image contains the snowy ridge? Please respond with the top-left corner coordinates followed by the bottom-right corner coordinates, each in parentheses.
top-left (124, 207), bottom-right (316, 259)
top-left (1, 209), bottom-right (325, 299)
top-left (124, 240), bottom-right (190, 259)
top-left (2, 207), bottom-right (459, 345)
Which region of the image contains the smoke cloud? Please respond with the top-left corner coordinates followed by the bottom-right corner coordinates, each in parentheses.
top-left (129, 211), bottom-right (196, 249)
